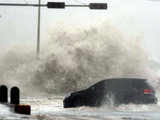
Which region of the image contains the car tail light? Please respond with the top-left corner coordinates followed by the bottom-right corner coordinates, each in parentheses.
top-left (144, 89), bottom-right (152, 94)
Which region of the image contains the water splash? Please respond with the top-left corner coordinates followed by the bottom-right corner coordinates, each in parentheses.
top-left (0, 21), bottom-right (158, 96)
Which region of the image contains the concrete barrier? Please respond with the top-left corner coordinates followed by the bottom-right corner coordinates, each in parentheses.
top-left (15, 104), bottom-right (31, 115)
top-left (10, 87), bottom-right (20, 104)
top-left (0, 85), bottom-right (31, 115)
top-left (0, 85), bottom-right (8, 103)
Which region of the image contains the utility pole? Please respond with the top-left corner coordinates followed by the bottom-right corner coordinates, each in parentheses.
top-left (37, 0), bottom-right (41, 58)
top-left (0, 2), bottom-right (107, 58)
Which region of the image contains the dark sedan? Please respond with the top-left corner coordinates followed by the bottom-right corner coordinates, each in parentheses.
top-left (63, 78), bottom-right (157, 108)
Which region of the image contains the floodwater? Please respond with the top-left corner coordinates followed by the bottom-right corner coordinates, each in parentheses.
top-left (0, 96), bottom-right (160, 120)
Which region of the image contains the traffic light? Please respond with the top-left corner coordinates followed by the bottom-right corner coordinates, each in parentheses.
top-left (47, 2), bottom-right (65, 9)
top-left (89, 3), bottom-right (107, 10)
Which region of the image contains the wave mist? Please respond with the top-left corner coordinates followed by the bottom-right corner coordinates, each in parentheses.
top-left (0, 22), bottom-right (157, 96)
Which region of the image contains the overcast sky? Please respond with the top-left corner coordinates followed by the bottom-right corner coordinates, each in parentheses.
top-left (0, 0), bottom-right (160, 62)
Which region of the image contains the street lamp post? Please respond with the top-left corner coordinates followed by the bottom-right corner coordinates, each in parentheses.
top-left (37, 0), bottom-right (41, 58)
top-left (0, 2), bottom-right (107, 58)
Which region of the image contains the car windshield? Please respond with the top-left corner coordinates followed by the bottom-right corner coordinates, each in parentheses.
top-left (0, 0), bottom-right (160, 119)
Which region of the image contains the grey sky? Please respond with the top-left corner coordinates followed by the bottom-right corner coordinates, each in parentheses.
top-left (0, 0), bottom-right (160, 62)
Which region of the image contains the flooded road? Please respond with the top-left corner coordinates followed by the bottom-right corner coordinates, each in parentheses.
top-left (0, 96), bottom-right (160, 120)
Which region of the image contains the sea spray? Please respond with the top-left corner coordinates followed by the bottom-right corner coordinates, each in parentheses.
top-left (36, 22), bottom-right (150, 93)
top-left (0, 21), bottom-right (156, 96)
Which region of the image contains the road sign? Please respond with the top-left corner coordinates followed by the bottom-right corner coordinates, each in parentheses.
top-left (89, 3), bottom-right (107, 9)
top-left (47, 2), bottom-right (65, 9)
